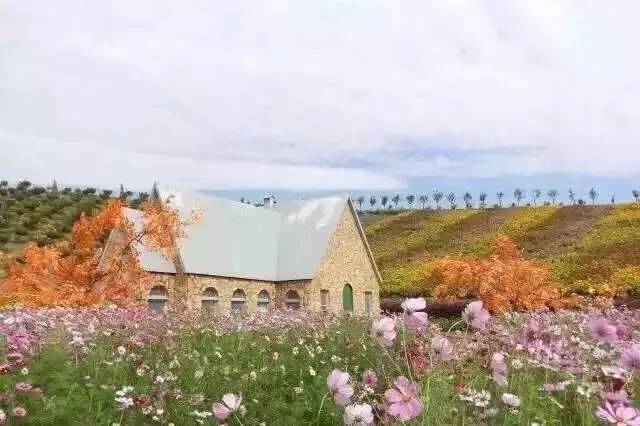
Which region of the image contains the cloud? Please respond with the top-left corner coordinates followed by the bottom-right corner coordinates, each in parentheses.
top-left (1, 1), bottom-right (639, 190)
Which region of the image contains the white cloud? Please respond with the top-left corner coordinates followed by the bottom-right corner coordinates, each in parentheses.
top-left (1, 1), bottom-right (639, 189)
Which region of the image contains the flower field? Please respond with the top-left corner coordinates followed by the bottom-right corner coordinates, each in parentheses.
top-left (0, 302), bottom-right (639, 424)
top-left (364, 204), bottom-right (640, 298)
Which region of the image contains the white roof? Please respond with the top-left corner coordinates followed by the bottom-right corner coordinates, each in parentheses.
top-left (125, 186), bottom-right (354, 281)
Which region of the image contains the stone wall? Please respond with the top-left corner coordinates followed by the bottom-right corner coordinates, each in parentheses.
top-left (307, 204), bottom-right (380, 315)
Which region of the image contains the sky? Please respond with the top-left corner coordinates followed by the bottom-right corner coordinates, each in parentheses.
top-left (2, 1), bottom-right (640, 205)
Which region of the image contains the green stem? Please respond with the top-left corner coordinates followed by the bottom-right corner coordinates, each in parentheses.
top-left (315, 393), bottom-right (328, 425)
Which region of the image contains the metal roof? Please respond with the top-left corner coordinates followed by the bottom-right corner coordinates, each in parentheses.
top-left (126, 187), bottom-right (352, 281)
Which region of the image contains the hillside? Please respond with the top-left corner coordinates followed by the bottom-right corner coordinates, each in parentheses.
top-left (0, 181), bottom-right (108, 276)
top-left (363, 204), bottom-right (640, 297)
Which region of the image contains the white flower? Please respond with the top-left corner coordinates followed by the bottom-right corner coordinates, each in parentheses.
top-left (116, 346), bottom-right (126, 356)
top-left (501, 393), bottom-right (521, 407)
top-left (511, 359), bottom-right (524, 370)
top-left (293, 386), bottom-right (304, 394)
top-left (222, 393), bottom-right (243, 411)
top-left (20, 367), bottom-right (29, 375)
top-left (601, 365), bottom-right (627, 379)
top-left (194, 368), bottom-right (204, 379)
top-left (343, 403), bottom-right (374, 425)
top-left (250, 371), bottom-right (257, 380)
top-left (401, 297), bottom-right (426, 312)
top-left (309, 367), bottom-right (316, 376)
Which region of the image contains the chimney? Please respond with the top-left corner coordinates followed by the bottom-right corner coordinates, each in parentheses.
top-left (263, 195), bottom-right (272, 208)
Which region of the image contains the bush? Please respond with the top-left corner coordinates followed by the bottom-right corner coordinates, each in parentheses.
top-left (431, 235), bottom-right (560, 312)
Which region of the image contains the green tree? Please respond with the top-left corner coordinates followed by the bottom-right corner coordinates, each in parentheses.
top-left (418, 194), bottom-right (429, 209)
top-left (447, 192), bottom-right (456, 209)
top-left (17, 180), bottom-right (32, 191)
top-left (478, 192), bottom-right (487, 208)
top-left (547, 189), bottom-right (559, 205)
top-left (532, 189), bottom-right (542, 206)
top-left (513, 188), bottom-right (524, 206)
top-left (568, 189), bottom-right (576, 205)
top-left (369, 196), bottom-right (377, 210)
top-left (380, 195), bottom-right (389, 209)
top-left (463, 192), bottom-right (473, 209)
top-left (589, 188), bottom-right (598, 205)
top-left (633, 190), bottom-right (640, 203)
top-left (432, 191), bottom-right (444, 209)
top-left (406, 194), bottom-right (415, 208)
top-left (496, 192), bottom-right (504, 207)
top-left (392, 194), bottom-right (401, 209)
top-left (356, 196), bottom-right (364, 210)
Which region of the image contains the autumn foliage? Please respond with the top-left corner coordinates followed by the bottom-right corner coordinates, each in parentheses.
top-left (431, 235), bottom-right (560, 312)
top-left (0, 198), bottom-right (187, 307)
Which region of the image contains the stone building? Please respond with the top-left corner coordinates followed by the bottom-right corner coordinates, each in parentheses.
top-left (116, 185), bottom-right (381, 316)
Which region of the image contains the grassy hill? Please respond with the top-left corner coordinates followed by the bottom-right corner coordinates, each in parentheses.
top-left (0, 181), bottom-right (108, 276)
top-left (363, 204), bottom-right (640, 297)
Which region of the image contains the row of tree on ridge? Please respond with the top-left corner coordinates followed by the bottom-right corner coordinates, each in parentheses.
top-left (353, 188), bottom-right (640, 211)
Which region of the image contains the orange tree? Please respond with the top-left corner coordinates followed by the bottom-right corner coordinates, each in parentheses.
top-left (430, 235), bottom-right (560, 312)
top-left (0, 198), bottom-right (191, 307)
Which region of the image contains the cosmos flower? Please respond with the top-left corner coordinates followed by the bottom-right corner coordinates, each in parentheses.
top-left (401, 298), bottom-right (428, 331)
top-left (361, 369), bottom-right (378, 388)
top-left (11, 407), bottom-right (26, 418)
top-left (343, 403), bottom-right (374, 425)
top-left (371, 317), bottom-right (396, 347)
top-left (385, 376), bottom-right (423, 421)
top-left (501, 393), bottom-right (521, 407)
top-left (462, 301), bottom-right (490, 330)
top-left (620, 344), bottom-right (640, 371)
top-left (431, 336), bottom-right (455, 361)
top-left (490, 353), bottom-right (508, 386)
top-left (326, 369), bottom-right (353, 406)
top-left (596, 401), bottom-right (640, 425)
top-left (587, 317), bottom-right (618, 343)
top-left (212, 393), bottom-right (243, 421)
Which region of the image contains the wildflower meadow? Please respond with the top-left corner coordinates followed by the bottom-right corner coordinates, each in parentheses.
top-left (0, 300), bottom-right (638, 424)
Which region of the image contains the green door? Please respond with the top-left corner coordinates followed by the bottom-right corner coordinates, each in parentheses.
top-left (342, 284), bottom-right (354, 312)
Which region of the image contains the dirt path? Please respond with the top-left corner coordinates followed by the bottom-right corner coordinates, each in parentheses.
top-left (516, 205), bottom-right (611, 258)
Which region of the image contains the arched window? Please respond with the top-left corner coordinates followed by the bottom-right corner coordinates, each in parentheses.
top-left (257, 290), bottom-right (270, 312)
top-left (201, 287), bottom-right (218, 314)
top-left (285, 290), bottom-right (301, 310)
top-left (231, 289), bottom-right (246, 313)
top-left (342, 284), bottom-right (353, 313)
top-left (148, 286), bottom-right (168, 312)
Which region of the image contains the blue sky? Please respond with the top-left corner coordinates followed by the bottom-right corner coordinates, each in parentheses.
top-left (2, 1), bottom-right (639, 203)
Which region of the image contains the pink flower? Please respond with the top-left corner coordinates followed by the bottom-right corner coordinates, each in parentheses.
top-left (326, 369), bottom-right (354, 406)
top-left (212, 393), bottom-right (242, 421)
top-left (0, 409), bottom-right (5, 423)
top-left (371, 317), bottom-right (396, 347)
top-left (462, 301), bottom-right (490, 330)
top-left (15, 382), bottom-right (32, 392)
top-left (596, 401), bottom-right (640, 425)
top-left (362, 369), bottom-right (378, 387)
top-left (603, 390), bottom-right (630, 406)
top-left (11, 406), bottom-right (26, 418)
top-left (490, 352), bottom-right (508, 386)
top-left (343, 403), bottom-right (374, 425)
top-left (588, 316), bottom-right (618, 343)
top-left (620, 344), bottom-right (640, 371)
top-left (385, 376), bottom-right (423, 421)
top-left (401, 298), bottom-right (428, 331)
top-left (431, 336), bottom-right (454, 361)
